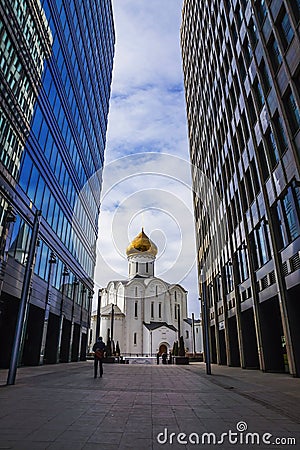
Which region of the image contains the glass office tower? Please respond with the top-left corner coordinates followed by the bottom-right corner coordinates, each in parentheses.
top-left (0, 0), bottom-right (115, 367)
top-left (181, 0), bottom-right (300, 376)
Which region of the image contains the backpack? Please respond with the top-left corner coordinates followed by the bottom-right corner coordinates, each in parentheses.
top-left (95, 348), bottom-right (104, 359)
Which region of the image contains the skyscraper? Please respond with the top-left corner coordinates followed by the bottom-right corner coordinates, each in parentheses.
top-left (0, 0), bottom-right (115, 368)
top-left (181, 0), bottom-right (300, 376)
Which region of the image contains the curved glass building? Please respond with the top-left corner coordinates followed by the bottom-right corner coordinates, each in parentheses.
top-left (0, 0), bottom-right (115, 367)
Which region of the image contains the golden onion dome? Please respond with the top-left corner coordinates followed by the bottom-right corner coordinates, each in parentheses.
top-left (126, 229), bottom-right (158, 257)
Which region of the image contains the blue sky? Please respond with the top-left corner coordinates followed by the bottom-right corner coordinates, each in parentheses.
top-left (93, 0), bottom-right (200, 316)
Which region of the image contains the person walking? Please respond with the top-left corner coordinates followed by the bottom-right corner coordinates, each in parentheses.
top-left (156, 352), bottom-right (160, 365)
top-left (92, 336), bottom-right (106, 378)
top-left (162, 352), bottom-right (167, 365)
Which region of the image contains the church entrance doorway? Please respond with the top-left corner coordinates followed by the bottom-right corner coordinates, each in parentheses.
top-left (159, 344), bottom-right (167, 355)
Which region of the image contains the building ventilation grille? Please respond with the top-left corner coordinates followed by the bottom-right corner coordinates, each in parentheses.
top-left (269, 270), bottom-right (276, 285)
top-left (282, 261), bottom-right (289, 276)
top-left (290, 253), bottom-right (300, 272)
top-left (261, 275), bottom-right (269, 290)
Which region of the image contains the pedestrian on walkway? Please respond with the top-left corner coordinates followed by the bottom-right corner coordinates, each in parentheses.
top-left (92, 336), bottom-right (106, 378)
top-left (156, 352), bottom-right (160, 365)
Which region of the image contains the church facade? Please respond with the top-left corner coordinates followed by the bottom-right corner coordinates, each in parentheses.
top-left (95, 229), bottom-right (195, 356)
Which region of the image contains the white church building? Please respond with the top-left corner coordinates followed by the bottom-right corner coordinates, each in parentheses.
top-left (90, 229), bottom-right (201, 357)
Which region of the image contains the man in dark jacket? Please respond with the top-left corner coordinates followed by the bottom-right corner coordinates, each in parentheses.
top-left (92, 337), bottom-right (106, 378)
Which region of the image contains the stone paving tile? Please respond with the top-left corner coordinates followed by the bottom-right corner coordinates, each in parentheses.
top-left (10, 442), bottom-right (51, 450)
top-left (119, 437), bottom-right (153, 449)
top-left (47, 442), bottom-right (85, 450)
top-left (23, 428), bottom-right (64, 443)
top-left (82, 445), bottom-right (118, 450)
top-left (87, 431), bottom-right (123, 445)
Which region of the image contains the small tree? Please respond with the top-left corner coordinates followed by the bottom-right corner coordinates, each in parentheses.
top-left (179, 336), bottom-right (185, 356)
top-left (116, 341), bottom-right (120, 356)
top-left (172, 340), bottom-right (178, 356)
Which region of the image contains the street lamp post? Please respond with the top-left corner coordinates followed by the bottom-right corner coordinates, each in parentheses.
top-left (39, 251), bottom-right (57, 365)
top-left (201, 268), bottom-right (211, 375)
top-left (177, 303), bottom-right (181, 342)
top-left (96, 289), bottom-right (101, 339)
top-left (77, 285), bottom-right (86, 361)
top-left (192, 312), bottom-right (196, 357)
top-left (87, 291), bottom-right (93, 356)
top-left (56, 266), bottom-right (69, 363)
top-left (111, 303), bottom-right (115, 354)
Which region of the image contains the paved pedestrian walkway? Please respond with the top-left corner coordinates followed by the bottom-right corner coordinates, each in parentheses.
top-left (0, 362), bottom-right (299, 449)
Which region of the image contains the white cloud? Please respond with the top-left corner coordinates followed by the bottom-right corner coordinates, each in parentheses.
top-left (93, 1), bottom-right (201, 316)
top-left (107, 87), bottom-right (188, 159)
top-left (110, 0), bottom-right (184, 92)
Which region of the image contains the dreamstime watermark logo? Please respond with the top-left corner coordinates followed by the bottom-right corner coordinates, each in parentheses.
top-left (156, 421), bottom-right (297, 446)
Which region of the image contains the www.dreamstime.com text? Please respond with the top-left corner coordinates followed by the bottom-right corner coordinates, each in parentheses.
top-left (157, 421), bottom-right (297, 446)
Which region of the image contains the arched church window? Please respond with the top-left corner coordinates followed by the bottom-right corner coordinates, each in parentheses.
top-left (155, 285), bottom-right (158, 296)
top-left (146, 262), bottom-right (148, 272)
top-left (174, 304), bottom-right (177, 320)
top-left (151, 302), bottom-right (154, 318)
top-left (135, 286), bottom-right (138, 297)
top-left (133, 332), bottom-right (137, 345)
top-left (186, 330), bottom-right (189, 339)
top-left (134, 301), bottom-right (138, 318)
top-left (158, 303), bottom-right (162, 318)
top-left (174, 291), bottom-right (177, 300)
top-left (136, 262), bottom-right (138, 272)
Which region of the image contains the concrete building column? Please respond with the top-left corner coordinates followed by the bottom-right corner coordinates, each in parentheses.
top-left (39, 252), bottom-right (56, 365)
top-left (68, 278), bottom-right (79, 362)
top-left (56, 266), bottom-right (69, 363)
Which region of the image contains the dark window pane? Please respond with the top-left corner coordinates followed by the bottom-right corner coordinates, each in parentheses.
top-left (273, 113), bottom-right (288, 154)
top-left (253, 78), bottom-right (265, 111)
top-left (18, 152), bottom-right (33, 192)
top-left (259, 60), bottom-right (271, 95)
top-left (257, 143), bottom-right (270, 181)
top-left (265, 128), bottom-right (280, 169)
top-left (282, 188), bottom-right (300, 241)
top-left (27, 165), bottom-right (40, 203)
top-left (278, 10), bottom-right (294, 49)
top-left (268, 35), bottom-right (282, 72)
top-left (256, 0), bottom-right (267, 26)
top-left (285, 89), bottom-right (300, 134)
top-left (290, 0), bottom-right (300, 22)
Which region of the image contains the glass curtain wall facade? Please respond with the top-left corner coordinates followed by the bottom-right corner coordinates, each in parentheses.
top-left (181, 0), bottom-right (300, 376)
top-left (0, 0), bottom-right (115, 367)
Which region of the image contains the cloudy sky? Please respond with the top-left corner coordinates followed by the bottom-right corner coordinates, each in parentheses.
top-left (93, 0), bottom-right (200, 316)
